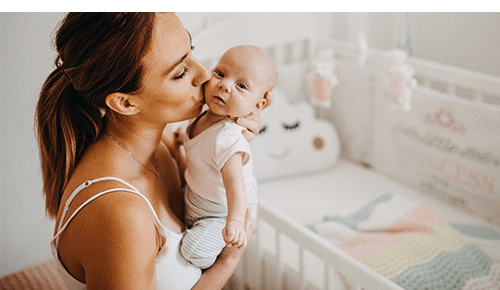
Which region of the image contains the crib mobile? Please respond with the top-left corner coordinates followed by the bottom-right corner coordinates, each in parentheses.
top-left (308, 36), bottom-right (371, 109)
top-left (309, 47), bottom-right (339, 108)
top-left (382, 49), bottom-right (417, 111)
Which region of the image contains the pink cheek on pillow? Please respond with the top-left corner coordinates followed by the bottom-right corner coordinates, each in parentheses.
top-left (313, 137), bottom-right (324, 149)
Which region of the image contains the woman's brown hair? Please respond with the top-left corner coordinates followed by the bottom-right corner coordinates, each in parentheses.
top-left (36, 13), bottom-right (156, 218)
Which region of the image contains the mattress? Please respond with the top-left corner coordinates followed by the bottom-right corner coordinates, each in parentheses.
top-left (258, 159), bottom-right (499, 230)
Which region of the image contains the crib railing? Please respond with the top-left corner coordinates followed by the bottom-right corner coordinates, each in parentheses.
top-left (409, 57), bottom-right (500, 106)
top-left (226, 202), bottom-right (403, 290)
top-left (223, 36), bottom-right (500, 289)
top-left (317, 37), bottom-right (500, 106)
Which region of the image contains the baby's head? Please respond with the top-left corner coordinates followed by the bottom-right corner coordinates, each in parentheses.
top-left (204, 45), bottom-right (277, 118)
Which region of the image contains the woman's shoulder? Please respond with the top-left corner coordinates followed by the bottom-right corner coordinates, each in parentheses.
top-left (84, 188), bottom-right (159, 244)
top-left (57, 142), bottom-right (160, 238)
top-left (55, 178), bottom-right (160, 285)
top-left (59, 137), bottom-right (176, 239)
top-left (62, 178), bottom-right (159, 240)
top-left (82, 194), bottom-right (158, 288)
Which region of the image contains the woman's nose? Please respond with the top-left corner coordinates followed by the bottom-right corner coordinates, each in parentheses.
top-left (192, 58), bottom-right (211, 86)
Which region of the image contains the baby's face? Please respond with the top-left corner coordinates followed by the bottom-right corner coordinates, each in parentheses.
top-left (204, 47), bottom-right (271, 118)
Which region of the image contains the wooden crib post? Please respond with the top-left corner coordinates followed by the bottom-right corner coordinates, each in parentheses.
top-left (324, 263), bottom-right (330, 290)
top-left (299, 248), bottom-right (306, 289)
top-left (276, 229), bottom-right (284, 290)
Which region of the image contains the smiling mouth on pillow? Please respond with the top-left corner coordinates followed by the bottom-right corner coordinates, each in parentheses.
top-left (268, 146), bottom-right (291, 160)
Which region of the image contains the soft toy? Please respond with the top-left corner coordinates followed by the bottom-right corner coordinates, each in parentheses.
top-left (383, 49), bottom-right (417, 111)
top-left (309, 48), bottom-right (339, 108)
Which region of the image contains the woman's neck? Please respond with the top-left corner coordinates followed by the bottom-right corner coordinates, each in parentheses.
top-left (104, 120), bottom-right (163, 168)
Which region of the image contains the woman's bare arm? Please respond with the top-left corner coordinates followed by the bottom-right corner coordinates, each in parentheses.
top-left (73, 192), bottom-right (159, 289)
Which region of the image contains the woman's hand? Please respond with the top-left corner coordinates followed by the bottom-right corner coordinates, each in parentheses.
top-left (236, 91), bottom-right (273, 142)
top-left (236, 112), bottom-right (262, 143)
top-left (162, 125), bottom-right (187, 184)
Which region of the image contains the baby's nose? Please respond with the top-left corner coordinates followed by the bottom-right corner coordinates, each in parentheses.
top-left (218, 81), bottom-right (231, 93)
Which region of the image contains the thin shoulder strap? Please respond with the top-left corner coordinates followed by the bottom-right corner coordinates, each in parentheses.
top-left (53, 177), bottom-right (165, 248)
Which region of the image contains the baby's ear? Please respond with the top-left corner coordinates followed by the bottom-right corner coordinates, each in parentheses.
top-left (264, 90), bottom-right (273, 108)
top-left (256, 90), bottom-right (273, 111)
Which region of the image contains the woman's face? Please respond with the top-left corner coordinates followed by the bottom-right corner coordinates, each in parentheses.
top-left (133, 13), bottom-right (210, 124)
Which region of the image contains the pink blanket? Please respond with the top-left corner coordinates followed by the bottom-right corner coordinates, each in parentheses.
top-left (309, 193), bottom-right (500, 289)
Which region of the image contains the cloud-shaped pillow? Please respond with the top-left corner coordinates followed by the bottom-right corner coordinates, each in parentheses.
top-left (251, 88), bottom-right (341, 182)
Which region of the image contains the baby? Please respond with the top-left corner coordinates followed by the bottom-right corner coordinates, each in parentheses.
top-left (180, 45), bottom-right (277, 269)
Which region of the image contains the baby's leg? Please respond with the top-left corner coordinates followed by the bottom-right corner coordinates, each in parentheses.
top-left (181, 217), bottom-right (227, 269)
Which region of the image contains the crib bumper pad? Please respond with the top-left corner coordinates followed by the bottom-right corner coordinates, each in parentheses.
top-left (308, 193), bottom-right (500, 290)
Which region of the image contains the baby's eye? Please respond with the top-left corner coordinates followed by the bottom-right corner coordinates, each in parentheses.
top-left (237, 83), bottom-right (248, 90)
top-left (214, 71), bottom-right (224, 78)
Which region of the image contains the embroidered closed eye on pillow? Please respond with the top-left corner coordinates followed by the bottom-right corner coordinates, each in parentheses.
top-left (250, 88), bottom-right (341, 182)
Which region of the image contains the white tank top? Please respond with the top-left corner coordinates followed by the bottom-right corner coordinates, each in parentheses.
top-left (50, 177), bottom-right (201, 290)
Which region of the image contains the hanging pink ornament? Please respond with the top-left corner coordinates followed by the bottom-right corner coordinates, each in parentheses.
top-left (383, 49), bottom-right (416, 111)
top-left (310, 49), bottom-right (338, 108)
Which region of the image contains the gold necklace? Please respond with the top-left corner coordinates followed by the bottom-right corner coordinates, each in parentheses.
top-left (106, 133), bottom-right (159, 178)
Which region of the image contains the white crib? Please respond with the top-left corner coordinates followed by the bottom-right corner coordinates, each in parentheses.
top-left (190, 13), bottom-right (500, 290)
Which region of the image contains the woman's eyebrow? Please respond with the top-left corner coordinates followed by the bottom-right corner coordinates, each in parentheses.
top-left (165, 53), bottom-right (189, 75)
top-left (164, 30), bottom-right (192, 76)
top-left (186, 29), bottom-right (193, 48)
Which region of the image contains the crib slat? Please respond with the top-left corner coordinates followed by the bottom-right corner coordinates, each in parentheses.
top-left (324, 263), bottom-right (330, 290)
top-left (258, 202), bottom-right (404, 290)
top-left (255, 230), bottom-right (264, 290)
top-left (299, 248), bottom-right (306, 289)
top-left (276, 230), bottom-right (284, 290)
top-left (275, 45), bottom-right (285, 66)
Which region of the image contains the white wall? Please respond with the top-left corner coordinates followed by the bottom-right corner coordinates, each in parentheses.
top-left (1, 11), bottom-right (498, 277)
top-left (178, 12), bottom-right (500, 77)
top-left (409, 12), bottom-right (500, 77)
top-left (0, 12), bottom-right (65, 276)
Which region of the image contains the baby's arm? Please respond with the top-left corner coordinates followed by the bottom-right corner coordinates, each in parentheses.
top-left (220, 152), bottom-right (247, 248)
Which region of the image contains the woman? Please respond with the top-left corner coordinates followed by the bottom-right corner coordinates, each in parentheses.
top-left (36, 13), bottom-right (262, 289)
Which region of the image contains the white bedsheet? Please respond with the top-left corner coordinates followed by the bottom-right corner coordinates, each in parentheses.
top-left (258, 159), bottom-right (499, 230)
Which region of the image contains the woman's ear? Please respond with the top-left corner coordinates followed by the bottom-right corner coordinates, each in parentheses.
top-left (105, 92), bottom-right (140, 115)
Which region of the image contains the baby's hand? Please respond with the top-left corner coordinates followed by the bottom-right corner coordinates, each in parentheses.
top-left (222, 220), bottom-right (247, 248)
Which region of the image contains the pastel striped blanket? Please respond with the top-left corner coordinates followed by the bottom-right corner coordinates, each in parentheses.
top-left (308, 193), bottom-right (500, 290)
